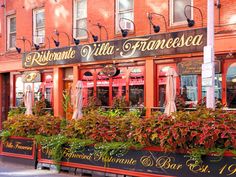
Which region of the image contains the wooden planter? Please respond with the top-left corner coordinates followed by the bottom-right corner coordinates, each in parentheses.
top-left (0, 136), bottom-right (36, 167)
top-left (38, 145), bottom-right (236, 177)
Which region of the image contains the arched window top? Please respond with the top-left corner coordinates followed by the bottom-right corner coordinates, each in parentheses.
top-left (226, 62), bottom-right (236, 108)
top-left (82, 71), bottom-right (93, 81)
top-left (227, 63), bottom-right (236, 82)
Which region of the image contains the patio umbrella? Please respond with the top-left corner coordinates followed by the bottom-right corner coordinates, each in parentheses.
top-left (72, 80), bottom-right (83, 119)
top-left (24, 85), bottom-right (33, 115)
top-left (164, 68), bottom-right (178, 116)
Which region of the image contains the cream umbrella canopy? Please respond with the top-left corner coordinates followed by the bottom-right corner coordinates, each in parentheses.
top-left (24, 85), bottom-right (33, 115)
top-left (72, 80), bottom-right (83, 119)
top-left (164, 68), bottom-right (178, 116)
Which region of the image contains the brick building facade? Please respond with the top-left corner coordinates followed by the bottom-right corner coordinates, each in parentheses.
top-left (0, 0), bottom-right (236, 125)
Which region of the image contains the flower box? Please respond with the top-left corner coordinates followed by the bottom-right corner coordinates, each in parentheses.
top-left (38, 145), bottom-right (236, 177)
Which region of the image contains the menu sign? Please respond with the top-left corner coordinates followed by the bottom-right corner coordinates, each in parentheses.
top-left (23, 28), bottom-right (207, 68)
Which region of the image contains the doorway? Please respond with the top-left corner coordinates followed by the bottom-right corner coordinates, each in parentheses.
top-left (0, 73), bottom-right (10, 129)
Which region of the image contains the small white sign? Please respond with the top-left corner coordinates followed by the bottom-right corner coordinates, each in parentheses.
top-left (204, 45), bottom-right (213, 63)
top-left (202, 63), bottom-right (214, 78)
top-left (202, 77), bottom-right (213, 87)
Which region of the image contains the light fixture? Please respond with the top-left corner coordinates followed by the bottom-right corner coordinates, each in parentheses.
top-left (147, 12), bottom-right (167, 33)
top-left (15, 36), bottom-right (32, 53)
top-left (91, 33), bottom-right (98, 42)
top-left (119, 17), bottom-right (135, 37)
top-left (34, 44), bottom-right (40, 50)
top-left (15, 46), bottom-right (21, 53)
top-left (52, 30), bottom-right (70, 47)
top-left (72, 27), bottom-right (90, 45)
top-left (184, 5), bottom-right (203, 27)
top-left (33, 35), bottom-right (51, 49)
top-left (93, 23), bottom-right (109, 41)
top-left (52, 38), bottom-right (60, 47)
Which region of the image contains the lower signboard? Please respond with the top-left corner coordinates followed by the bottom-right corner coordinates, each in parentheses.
top-left (39, 146), bottom-right (236, 177)
top-left (1, 136), bottom-right (35, 159)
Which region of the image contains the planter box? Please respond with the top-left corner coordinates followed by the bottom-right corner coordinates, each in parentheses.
top-left (0, 136), bottom-right (36, 167)
top-left (38, 146), bottom-right (236, 177)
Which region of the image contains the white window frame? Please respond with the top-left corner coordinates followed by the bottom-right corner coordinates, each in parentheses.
top-left (33, 8), bottom-right (45, 44)
top-left (170, 0), bottom-right (193, 26)
top-left (73, 0), bottom-right (88, 39)
top-left (115, 0), bottom-right (134, 34)
top-left (7, 15), bottom-right (16, 50)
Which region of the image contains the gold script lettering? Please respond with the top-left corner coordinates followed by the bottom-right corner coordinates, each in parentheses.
top-left (24, 47), bottom-right (76, 67)
top-left (155, 156), bottom-right (182, 170)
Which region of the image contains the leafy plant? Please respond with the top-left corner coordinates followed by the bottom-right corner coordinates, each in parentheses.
top-left (39, 134), bottom-right (67, 170)
top-left (158, 108), bottom-right (236, 163)
top-left (33, 100), bottom-right (46, 116)
top-left (0, 130), bottom-right (11, 142)
top-left (8, 107), bottom-right (26, 117)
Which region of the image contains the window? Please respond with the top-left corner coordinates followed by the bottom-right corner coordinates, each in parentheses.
top-left (14, 72), bottom-right (53, 108)
top-left (202, 74), bottom-right (222, 101)
top-left (7, 15), bottom-right (16, 49)
top-left (33, 8), bottom-right (45, 44)
top-left (74, 0), bottom-right (87, 38)
top-left (170, 0), bottom-right (192, 26)
top-left (226, 63), bottom-right (236, 108)
top-left (181, 75), bottom-right (198, 105)
top-left (116, 0), bottom-right (134, 33)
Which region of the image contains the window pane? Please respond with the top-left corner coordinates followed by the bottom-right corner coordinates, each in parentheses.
top-left (119, 12), bottom-right (133, 20)
top-left (15, 76), bottom-right (24, 107)
top-left (97, 72), bottom-right (109, 106)
top-left (181, 75), bottom-right (198, 104)
top-left (82, 71), bottom-right (94, 107)
top-left (119, 0), bottom-right (133, 11)
top-left (76, 0), bottom-right (87, 19)
top-left (36, 11), bottom-right (45, 28)
top-left (112, 68), bottom-right (126, 104)
top-left (10, 17), bottom-right (16, 32)
top-left (9, 33), bottom-right (16, 48)
top-left (36, 29), bottom-right (45, 36)
top-left (129, 67), bottom-right (144, 107)
top-left (226, 63), bottom-right (236, 108)
top-left (173, 0), bottom-right (191, 23)
top-left (76, 19), bottom-right (87, 37)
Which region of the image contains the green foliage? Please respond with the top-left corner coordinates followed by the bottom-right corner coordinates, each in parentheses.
top-left (8, 107), bottom-right (26, 117)
top-left (112, 96), bottom-right (128, 108)
top-left (39, 134), bottom-right (67, 170)
top-left (67, 138), bottom-right (94, 154)
top-left (0, 130), bottom-right (11, 142)
top-left (62, 90), bottom-right (71, 113)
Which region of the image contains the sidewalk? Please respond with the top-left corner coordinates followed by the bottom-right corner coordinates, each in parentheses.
top-left (0, 160), bottom-right (76, 177)
top-left (0, 159), bottom-right (128, 177)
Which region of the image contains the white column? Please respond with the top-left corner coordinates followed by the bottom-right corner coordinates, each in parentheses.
top-left (206, 0), bottom-right (215, 109)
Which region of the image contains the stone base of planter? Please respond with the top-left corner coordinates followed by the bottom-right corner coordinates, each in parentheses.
top-left (0, 155), bottom-right (37, 168)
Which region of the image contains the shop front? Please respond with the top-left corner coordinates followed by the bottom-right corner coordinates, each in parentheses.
top-left (17, 28), bottom-right (209, 117)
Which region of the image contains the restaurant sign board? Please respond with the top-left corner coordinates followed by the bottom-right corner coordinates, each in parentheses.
top-left (23, 28), bottom-right (207, 68)
top-left (40, 146), bottom-right (235, 177)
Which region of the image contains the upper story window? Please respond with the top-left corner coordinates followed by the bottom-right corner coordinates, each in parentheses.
top-left (7, 15), bottom-right (16, 50)
top-left (116, 0), bottom-right (134, 34)
top-left (74, 0), bottom-right (87, 39)
top-left (170, 0), bottom-right (192, 26)
top-left (33, 8), bottom-right (45, 44)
